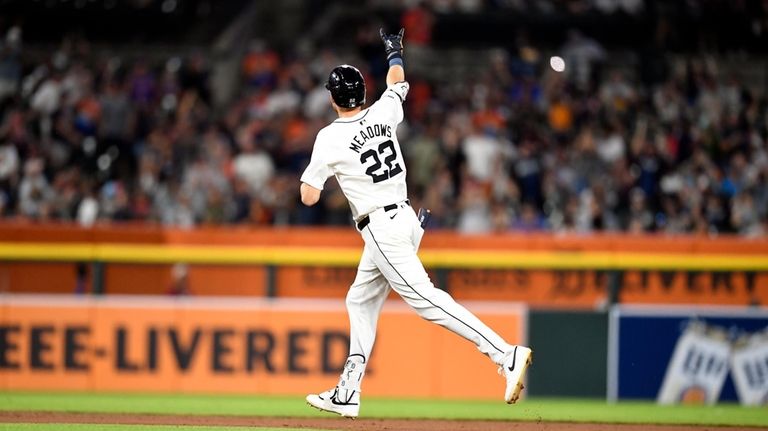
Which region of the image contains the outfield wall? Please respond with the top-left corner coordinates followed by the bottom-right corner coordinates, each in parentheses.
top-left (4, 294), bottom-right (767, 402)
top-left (2, 224), bottom-right (767, 400)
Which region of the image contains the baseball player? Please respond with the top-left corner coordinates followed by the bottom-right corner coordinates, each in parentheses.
top-left (300, 28), bottom-right (532, 418)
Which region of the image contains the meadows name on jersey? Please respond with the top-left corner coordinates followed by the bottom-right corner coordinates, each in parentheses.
top-left (348, 124), bottom-right (393, 153)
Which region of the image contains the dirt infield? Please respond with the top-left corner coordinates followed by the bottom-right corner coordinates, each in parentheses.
top-left (0, 411), bottom-right (759, 431)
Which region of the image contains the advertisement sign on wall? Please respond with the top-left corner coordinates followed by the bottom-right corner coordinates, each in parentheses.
top-left (608, 305), bottom-right (768, 404)
top-left (0, 295), bottom-right (525, 399)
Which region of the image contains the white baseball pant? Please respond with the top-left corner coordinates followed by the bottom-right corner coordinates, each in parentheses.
top-left (345, 201), bottom-right (513, 372)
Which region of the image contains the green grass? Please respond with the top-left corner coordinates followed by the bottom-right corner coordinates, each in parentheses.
top-left (1, 391), bottom-right (766, 427)
top-left (0, 426), bottom-right (309, 431)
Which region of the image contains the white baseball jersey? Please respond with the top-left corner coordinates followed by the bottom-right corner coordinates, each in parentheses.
top-left (301, 81), bottom-right (410, 220)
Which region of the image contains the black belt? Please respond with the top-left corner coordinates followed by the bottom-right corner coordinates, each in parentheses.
top-left (356, 200), bottom-right (409, 230)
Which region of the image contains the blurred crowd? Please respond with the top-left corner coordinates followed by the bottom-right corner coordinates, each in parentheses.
top-left (0, 7), bottom-right (767, 236)
top-left (372, 0), bottom-right (644, 15)
top-left (415, 52), bottom-right (768, 237)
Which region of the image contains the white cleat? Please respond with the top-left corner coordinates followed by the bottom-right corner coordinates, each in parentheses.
top-left (306, 387), bottom-right (359, 418)
top-left (500, 345), bottom-right (533, 404)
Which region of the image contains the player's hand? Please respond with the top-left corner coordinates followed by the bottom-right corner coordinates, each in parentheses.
top-left (379, 28), bottom-right (405, 61)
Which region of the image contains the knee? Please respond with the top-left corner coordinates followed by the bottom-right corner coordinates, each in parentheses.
top-left (421, 287), bottom-right (454, 305)
top-left (346, 289), bottom-right (363, 309)
top-left (402, 284), bottom-right (455, 308)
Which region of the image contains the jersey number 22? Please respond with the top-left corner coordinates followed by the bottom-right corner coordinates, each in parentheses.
top-left (360, 140), bottom-right (403, 183)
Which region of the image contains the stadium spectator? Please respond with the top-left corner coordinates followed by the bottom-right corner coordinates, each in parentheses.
top-left (0, 4), bottom-right (766, 239)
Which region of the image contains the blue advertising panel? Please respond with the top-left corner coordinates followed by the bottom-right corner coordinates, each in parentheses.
top-left (608, 305), bottom-right (768, 402)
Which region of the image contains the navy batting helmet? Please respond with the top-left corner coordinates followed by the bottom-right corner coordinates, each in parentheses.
top-left (325, 65), bottom-right (366, 109)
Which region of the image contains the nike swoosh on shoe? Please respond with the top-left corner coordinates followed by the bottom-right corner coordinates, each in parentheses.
top-left (508, 346), bottom-right (518, 372)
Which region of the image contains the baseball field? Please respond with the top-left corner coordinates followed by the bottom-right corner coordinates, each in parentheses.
top-left (0, 391), bottom-right (765, 431)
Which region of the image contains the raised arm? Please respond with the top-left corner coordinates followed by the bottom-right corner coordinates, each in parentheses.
top-left (380, 28), bottom-right (405, 85)
top-left (387, 65), bottom-right (404, 86)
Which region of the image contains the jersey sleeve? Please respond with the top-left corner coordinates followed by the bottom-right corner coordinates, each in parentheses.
top-left (377, 81), bottom-right (410, 124)
top-left (300, 134), bottom-right (333, 190)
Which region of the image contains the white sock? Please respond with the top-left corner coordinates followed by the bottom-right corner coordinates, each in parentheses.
top-left (336, 355), bottom-right (366, 402)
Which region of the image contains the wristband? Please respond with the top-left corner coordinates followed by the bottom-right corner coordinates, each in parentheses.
top-left (389, 57), bottom-right (403, 67)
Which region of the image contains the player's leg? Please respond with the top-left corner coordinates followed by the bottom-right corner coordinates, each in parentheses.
top-left (361, 208), bottom-right (532, 403)
top-left (306, 247), bottom-right (390, 418)
top-left (346, 246), bottom-right (391, 361)
top-left (363, 213), bottom-right (511, 362)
